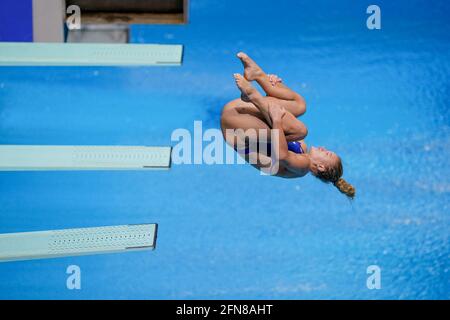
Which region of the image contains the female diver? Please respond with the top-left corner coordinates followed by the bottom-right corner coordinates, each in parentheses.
top-left (220, 52), bottom-right (355, 198)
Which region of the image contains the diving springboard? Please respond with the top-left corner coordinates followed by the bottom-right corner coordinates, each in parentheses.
top-left (0, 145), bottom-right (172, 171)
top-left (0, 224), bottom-right (157, 262)
top-left (0, 42), bottom-right (183, 66)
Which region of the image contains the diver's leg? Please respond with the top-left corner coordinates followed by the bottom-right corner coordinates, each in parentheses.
top-left (221, 100), bottom-right (275, 168)
top-left (221, 99), bottom-right (272, 150)
top-left (237, 52), bottom-right (306, 116)
top-left (233, 75), bottom-right (308, 141)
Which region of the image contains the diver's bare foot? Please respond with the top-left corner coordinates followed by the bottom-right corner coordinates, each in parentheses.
top-left (237, 52), bottom-right (264, 81)
top-left (234, 73), bottom-right (258, 102)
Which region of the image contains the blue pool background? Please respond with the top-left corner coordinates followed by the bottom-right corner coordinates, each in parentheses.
top-left (0, 0), bottom-right (449, 299)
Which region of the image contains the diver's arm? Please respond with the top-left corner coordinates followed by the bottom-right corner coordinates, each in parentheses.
top-left (268, 105), bottom-right (309, 174)
top-left (284, 119), bottom-right (308, 142)
top-left (271, 119), bottom-right (289, 162)
top-left (273, 119), bottom-right (310, 173)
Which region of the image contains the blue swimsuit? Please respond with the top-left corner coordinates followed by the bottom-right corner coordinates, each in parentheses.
top-left (287, 141), bottom-right (305, 154)
top-left (238, 141), bottom-right (304, 156)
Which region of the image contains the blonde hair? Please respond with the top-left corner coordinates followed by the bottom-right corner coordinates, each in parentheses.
top-left (315, 156), bottom-right (356, 199)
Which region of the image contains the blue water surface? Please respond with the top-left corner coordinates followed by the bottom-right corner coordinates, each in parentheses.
top-left (0, 0), bottom-right (449, 299)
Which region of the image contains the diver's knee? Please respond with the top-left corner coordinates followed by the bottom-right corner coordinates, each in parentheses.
top-left (294, 95), bottom-right (306, 116)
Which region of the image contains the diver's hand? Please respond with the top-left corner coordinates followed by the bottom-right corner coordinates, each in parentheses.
top-left (268, 104), bottom-right (286, 123)
top-left (268, 74), bottom-right (282, 87)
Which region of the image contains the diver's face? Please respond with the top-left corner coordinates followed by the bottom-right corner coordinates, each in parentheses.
top-left (310, 146), bottom-right (340, 169)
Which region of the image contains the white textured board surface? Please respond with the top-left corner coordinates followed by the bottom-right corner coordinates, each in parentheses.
top-left (0, 145), bottom-right (172, 170)
top-left (0, 224), bottom-right (158, 262)
top-left (0, 42), bottom-right (183, 66)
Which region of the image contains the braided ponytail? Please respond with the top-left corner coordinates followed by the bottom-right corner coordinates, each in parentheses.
top-left (333, 178), bottom-right (355, 199)
top-left (314, 156), bottom-right (356, 199)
